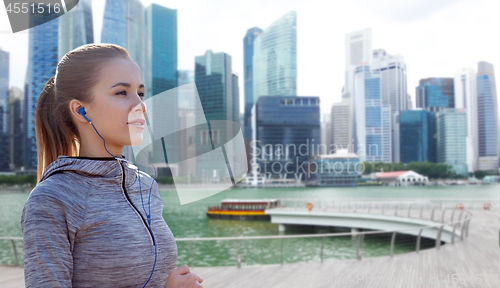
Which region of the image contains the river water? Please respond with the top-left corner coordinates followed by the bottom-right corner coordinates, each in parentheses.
top-left (1, 184), bottom-right (497, 267)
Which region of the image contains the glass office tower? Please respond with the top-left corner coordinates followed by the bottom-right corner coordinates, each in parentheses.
top-left (436, 108), bottom-right (468, 176)
top-left (58, 0), bottom-right (94, 60)
top-left (253, 11), bottom-right (297, 103)
top-left (416, 78), bottom-right (455, 109)
top-left (101, 0), bottom-right (146, 73)
top-left (195, 50), bottom-right (238, 179)
top-left (415, 78), bottom-right (454, 163)
top-left (399, 109), bottom-right (428, 163)
top-left (455, 67), bottom-right (478, 173)
top-left (476, 61), bottom-right (499, 170)
top-left (243, 27), bottom-right (263, 140)
top-left (142, 3), bottom-right (179, 171)
top-left (353, 66), bottom-right (392, 163)
top-left (253, 96), bottom-right (320, 177)
top-left (25, 7), bottom-right (59, 169)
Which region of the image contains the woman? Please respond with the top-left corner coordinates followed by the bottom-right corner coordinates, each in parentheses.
top-left (21, 43), bottom-right (203, 288)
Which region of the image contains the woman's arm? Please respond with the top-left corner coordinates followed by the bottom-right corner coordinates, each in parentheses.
top-left (21, 194), bottom-right (75, 287)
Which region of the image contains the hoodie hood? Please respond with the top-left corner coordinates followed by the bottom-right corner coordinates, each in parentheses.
top-left (39, 154), bottom-right (139, 189)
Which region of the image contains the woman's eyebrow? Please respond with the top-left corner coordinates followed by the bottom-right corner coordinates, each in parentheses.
top-left (110, 82), bottom-right (145, 89)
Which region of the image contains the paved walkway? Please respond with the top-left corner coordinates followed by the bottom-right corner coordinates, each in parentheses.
top-left (2, 209), bottom-right (498, 287)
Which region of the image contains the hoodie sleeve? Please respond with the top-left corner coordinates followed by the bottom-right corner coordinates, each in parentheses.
top-left (21, 192), bottom-right (81, 288)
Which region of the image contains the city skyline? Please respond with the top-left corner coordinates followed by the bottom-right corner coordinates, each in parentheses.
top-left (1, 0), bottom-right (498, 115)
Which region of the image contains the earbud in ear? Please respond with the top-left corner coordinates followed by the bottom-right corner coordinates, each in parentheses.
top-left (78, 107), bottom-right (91, 123)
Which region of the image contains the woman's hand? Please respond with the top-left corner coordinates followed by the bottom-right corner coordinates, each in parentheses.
top-left (164, 264), bottom-right (203, 288)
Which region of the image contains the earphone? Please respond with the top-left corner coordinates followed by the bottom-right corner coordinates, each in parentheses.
top-left (78, 107), bottom-right (157, 288)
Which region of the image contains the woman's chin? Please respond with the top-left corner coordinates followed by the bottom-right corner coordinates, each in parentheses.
top-left (129, 136), bottom-right (144, 147)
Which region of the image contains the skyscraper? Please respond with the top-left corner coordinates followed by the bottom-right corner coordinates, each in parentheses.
top-left (345, 28), bottom-right (372, 150)
top-left (253, 11), bottom-right (297, 103)
top-left (399, 109), bottom-right (428, 163)
top-left (416, 78), bottom-right (455, 109)
top-left (145, 3), bottom-right (177, 96)
top-left (195, 50), bottom-right (238, 179)
top-left (372, 49), bottom-right (408, 113)
top-left (415, 78), bottom-right (454, 163)
top-left (345, 28), bottom-right (372, 95)
top-left (101, 0), bottom-right (146, 73)
top-left (454, 67), bottom-right (478, 173)
top-left (252, 96), bottom-right (320, 176)
top-left (25, 7), bottom-right (59, 169)
top-left (58, 0), bottom-right (94, 59)
top-left (331, 97), bottom-right (350, 153)
top-left (436, 108), bottom-right (468, 176)
top-left (320, 112), bottom-right (332, 155)
top-left (177, 70), bottom-right (195, 109)
top-left (476, 61), bottom-right (499, 171)
top-left (0, 48), bottom-right (8, 135)
top-left (232, 72), bottom-right (240, 127)
top-left (353, 66), bottom-right (392, 163)
top-left (9, 87), bottom-right (24, 171)
top-left (0, 48), bottom-right (9, 171)
top-left (372, 49), bottom-right (408, 162)
top-left (243, 27), bottom-right (263, 141)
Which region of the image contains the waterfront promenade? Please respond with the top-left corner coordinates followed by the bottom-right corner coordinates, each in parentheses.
top-left (1, 208), bottom-right (498, 287)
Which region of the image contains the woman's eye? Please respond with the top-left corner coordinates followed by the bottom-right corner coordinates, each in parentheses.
top-left (116, 91), bottom-right (145, 99)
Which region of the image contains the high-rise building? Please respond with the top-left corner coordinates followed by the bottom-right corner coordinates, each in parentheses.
top-left (102, 0), bottom-right (146, 73)
top-left (476, 61), bottom-right (499, 171)
top-left (399, 109), bottom-right (428, 163)
top-left (415, 78), bottom-right (454, 163)
top-left (58, 0), bottom-right (94, 60)
top-left (345, 28), bottom-right (372, 150)
top-left (320, 113), bottom-right (332, 155)
top-left (178, 108), bottom-right (195, 179)
top-left (0, 48), bottom-right (9, 171)
top-left (372, 49), bottom-right (408, 162)
top-left (352, 66), bottom-right (392, 163)
top-left (372, 49), bottom-right (408, 113)
top-left (331, 97), bottom-right (350, 153)
top-left (145, 3), bottom-right (177, 96)
top-left (454, 67), bottom-right (478, 173)
top-left (25, 8), bottom-right (59, 169)
top-left (232, 72), bottom-right (240, 127)
top-left (144, 3), bottom-right (179, 167)
top-left (177, 70), bottom-right (195, 109)
top-left (253, 11), bottom-right (297, 103)
top-left (436, 108), bottom-right (468, 176)
top-left (345, 28), bottom-right (372, 95)
top-left (243, 27), bottom-right (263, 141)
top-left (252, 96), bottom-right (320, 177)
top-left (0, 48), bottom-right (8, 135)
top-left (416, 78), bottom-right (454, 109)
top-left (195, 50), bottom-right (238, 179)
top-left (9, 87), bottom-right (24, 171)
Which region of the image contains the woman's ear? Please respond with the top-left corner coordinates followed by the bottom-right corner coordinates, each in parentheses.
top-left (70, 100), bottom-right (89, 124)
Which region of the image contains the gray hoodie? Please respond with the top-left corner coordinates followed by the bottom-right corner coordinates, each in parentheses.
top-left (21, 155), bottom-right (178, 287)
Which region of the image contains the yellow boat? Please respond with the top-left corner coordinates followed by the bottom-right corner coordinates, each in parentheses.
top-left (206, 199), bottom-right (281, 220)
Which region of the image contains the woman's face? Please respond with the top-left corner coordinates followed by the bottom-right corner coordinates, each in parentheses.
top-left (84, 57), bottom-right (147, 150)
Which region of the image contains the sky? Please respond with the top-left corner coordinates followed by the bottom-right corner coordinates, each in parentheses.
top-left (1, 0), bottom-right (499, 117)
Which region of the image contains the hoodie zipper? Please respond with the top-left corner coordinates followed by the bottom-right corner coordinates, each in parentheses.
top-left (119, 160), bottom-right (155, 246)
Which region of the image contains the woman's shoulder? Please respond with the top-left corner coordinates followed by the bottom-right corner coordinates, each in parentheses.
top-left (26, 173), bottom-right (89, 208)
top-left (22, 173), bottom-right (89, 228)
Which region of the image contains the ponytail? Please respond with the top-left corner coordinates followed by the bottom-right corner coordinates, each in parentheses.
top-left (35, 76), bottom-right (79, 184)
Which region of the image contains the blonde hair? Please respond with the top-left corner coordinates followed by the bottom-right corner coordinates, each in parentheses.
top-left (34, 44), bottom-right (131, 184)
